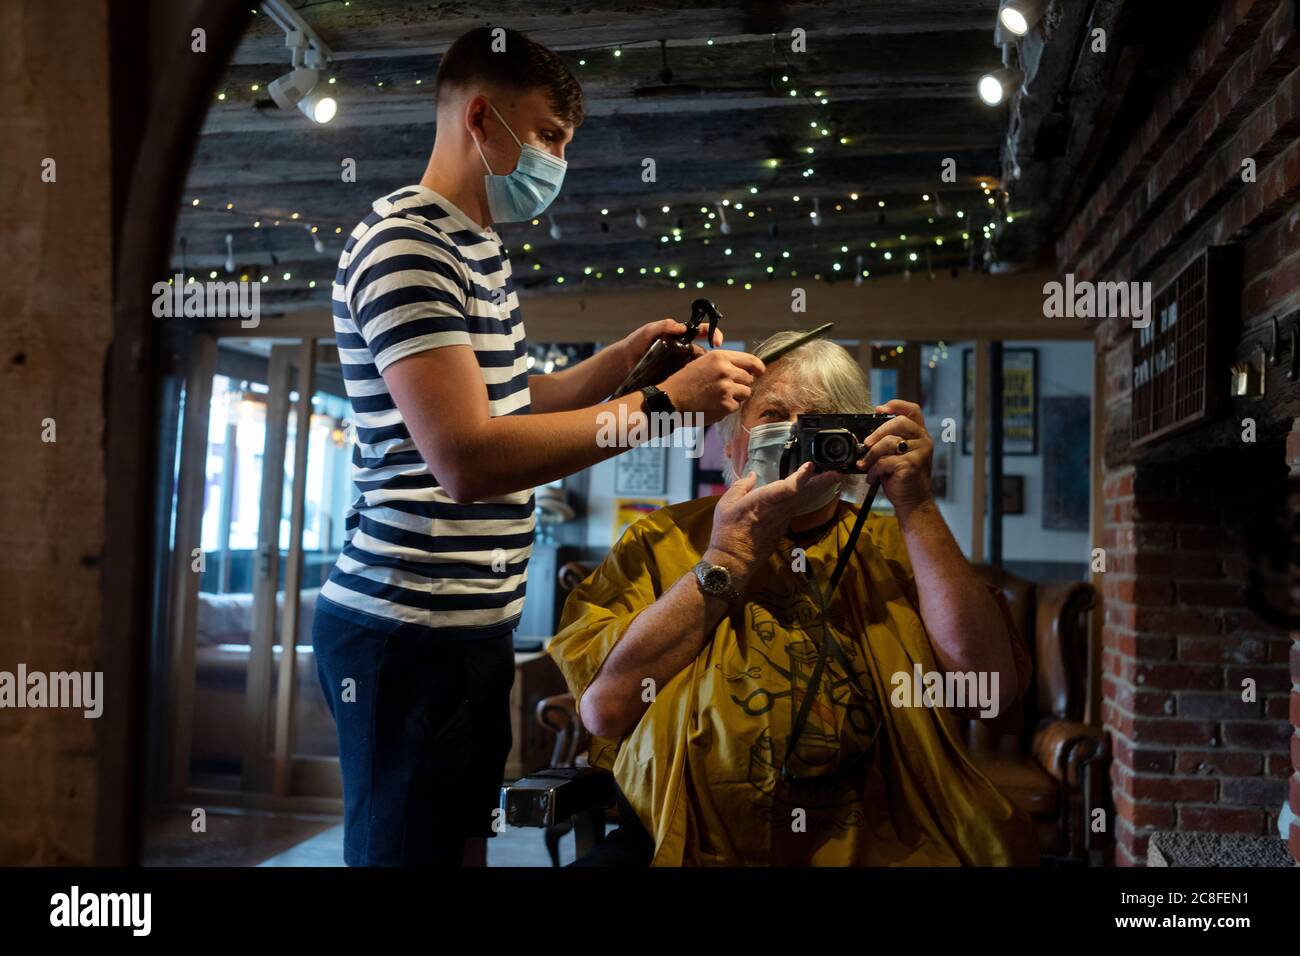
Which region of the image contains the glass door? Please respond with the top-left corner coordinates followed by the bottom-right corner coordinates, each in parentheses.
top-left (240, 342), bottom-right (297, 794)
top-left (287, 348), bottom-right (354, 797)
top-left (168, 332), bottom-right (353, 809)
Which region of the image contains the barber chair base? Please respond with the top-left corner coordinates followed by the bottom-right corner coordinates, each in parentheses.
top-left (544, 808), bottom-right (607, 867)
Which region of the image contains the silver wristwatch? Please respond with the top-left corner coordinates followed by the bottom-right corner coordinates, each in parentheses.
top-left (693, 559), bottom-right (741, 603)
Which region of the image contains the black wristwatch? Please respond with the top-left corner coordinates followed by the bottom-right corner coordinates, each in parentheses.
top-left (640, 385), bottom-right (678, 431)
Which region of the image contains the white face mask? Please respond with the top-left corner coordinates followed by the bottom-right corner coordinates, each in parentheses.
top-left (725, 420), bottom-right (844, 515)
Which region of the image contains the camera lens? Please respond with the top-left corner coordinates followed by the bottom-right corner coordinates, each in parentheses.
top-left (816, 431), bottom-right (853, 467)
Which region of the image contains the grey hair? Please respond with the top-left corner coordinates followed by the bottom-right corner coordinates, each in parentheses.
top-left (716, 332), bottom-right (872, 448)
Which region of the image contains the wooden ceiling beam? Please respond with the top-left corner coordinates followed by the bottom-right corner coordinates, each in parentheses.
top-left (219, 28), bottom-right (997, 87)
top-left (515, 267), bottom-right (1081, 342)
top-left (228, 2), bottom-right (1001, 66)
top-left (211, 267), bottom-right (1083, 344)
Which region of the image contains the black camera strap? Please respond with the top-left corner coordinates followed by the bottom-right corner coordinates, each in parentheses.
top-left (779, 479), bottom-right (881, 785)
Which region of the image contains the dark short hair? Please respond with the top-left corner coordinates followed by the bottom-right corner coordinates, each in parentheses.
top-left (436, 26), bottom-right (585, 128)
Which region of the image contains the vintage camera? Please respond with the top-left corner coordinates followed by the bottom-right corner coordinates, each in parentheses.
top-left (778, 413), bottom-right (896, 477)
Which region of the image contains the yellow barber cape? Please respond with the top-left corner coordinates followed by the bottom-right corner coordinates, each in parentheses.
top-left (549, 496), bottom-right (1039, 866)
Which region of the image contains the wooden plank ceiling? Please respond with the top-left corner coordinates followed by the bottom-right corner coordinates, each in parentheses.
top-left (172, 0), bottom-right (1020, 319)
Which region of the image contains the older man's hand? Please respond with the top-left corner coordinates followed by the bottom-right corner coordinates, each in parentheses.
top-left (857, 398), bottom-right (934, 522)
top-left (705, 462), bottom-right (842, 592)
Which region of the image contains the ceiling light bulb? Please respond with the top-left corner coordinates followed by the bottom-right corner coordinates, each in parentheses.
top-left (998, 0), bottom-right (1043, 37)
top-left (978, 74), bottom-right (1005, 105)
top-left (1000, 8), bottom-right (1028, 34)
top-left (978, 68), bottom-right (1022, 106)
top-left (303, 89), bottom-right (337, 123)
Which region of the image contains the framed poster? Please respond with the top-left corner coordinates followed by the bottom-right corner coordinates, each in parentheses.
top-left (614, 442), bottom-right (667, 495)
top-left (613, 498), bottom-right (666, 544)
top-left (962, 348), bottom-right (1038, 455)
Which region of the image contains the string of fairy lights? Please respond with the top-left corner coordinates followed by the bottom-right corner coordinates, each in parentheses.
top-left (184, 29), bottom-right (1013, 292)
top-left (171, 199), bottom-right (351, 289)
top-left (176, 187), bottom-right (1010, 295)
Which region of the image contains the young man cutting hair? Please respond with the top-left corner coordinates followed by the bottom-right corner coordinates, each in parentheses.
top-left (312, 25), bottom-right (764, 866)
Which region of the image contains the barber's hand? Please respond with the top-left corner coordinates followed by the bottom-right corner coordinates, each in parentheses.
top-left (856, 399), bottom-right (934, 522)
top-left (616, 318), bottom-right (724, 376)
top-left (660, 350), bottom-right (765, 426)
top-left (706, 463), bottom-right (842, 592)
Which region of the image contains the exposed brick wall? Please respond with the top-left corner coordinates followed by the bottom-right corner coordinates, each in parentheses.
top-left (1059, 0), bottom-right (1299, 283)
top-left (1102, 456), bottom-right (1291, 866)
top-left (1073, 1), bottom-right (1300, 866)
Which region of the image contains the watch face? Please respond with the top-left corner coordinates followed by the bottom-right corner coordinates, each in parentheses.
top-left (703, 566), bottom-right (730, 591)
top-left (646, 388), bottom-right (669, 412)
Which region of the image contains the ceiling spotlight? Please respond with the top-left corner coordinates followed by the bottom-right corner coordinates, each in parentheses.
top-left (978, 68), bottom-right (1022, 106)
top-left (269, 62), bottom-right (337, 123)
top-left (998, 0), bottom-right (1044, 37)
top-left (264, 1), bottom-right (336, 124)
top-left (300, 83), bottom-right (337, 123)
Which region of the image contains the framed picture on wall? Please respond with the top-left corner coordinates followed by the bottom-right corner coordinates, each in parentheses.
top-left (982, 474), bottom-right (1025, 514)
top-left (962, 348), bottom-right (1038, 456)
top-left (613, 498), bottom-right (667, 544)
top-left (1004, 474), bottom-right (1025, 514)
top-left (614, 442), bottom-right (667, 495)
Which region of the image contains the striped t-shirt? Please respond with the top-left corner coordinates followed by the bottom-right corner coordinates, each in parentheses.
top-left (321, 185), bottom-right (534, 638)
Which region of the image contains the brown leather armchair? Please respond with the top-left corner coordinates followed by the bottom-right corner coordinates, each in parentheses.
top-left (964, 564), bottom-right (1110, 865)
top-left (530, 560), bottom-right (1110, 866)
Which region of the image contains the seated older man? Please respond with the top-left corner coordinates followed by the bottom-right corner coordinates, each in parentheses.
top-left (548, 332), bottom-right (1038, 866)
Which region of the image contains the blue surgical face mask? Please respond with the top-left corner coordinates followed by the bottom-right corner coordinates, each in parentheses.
top-left (732, 421), bottom-right (793, 487)
top-left (474, 101), bottom-right (567, 223)
top-left (725, 419), bottom-right (843, 515)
